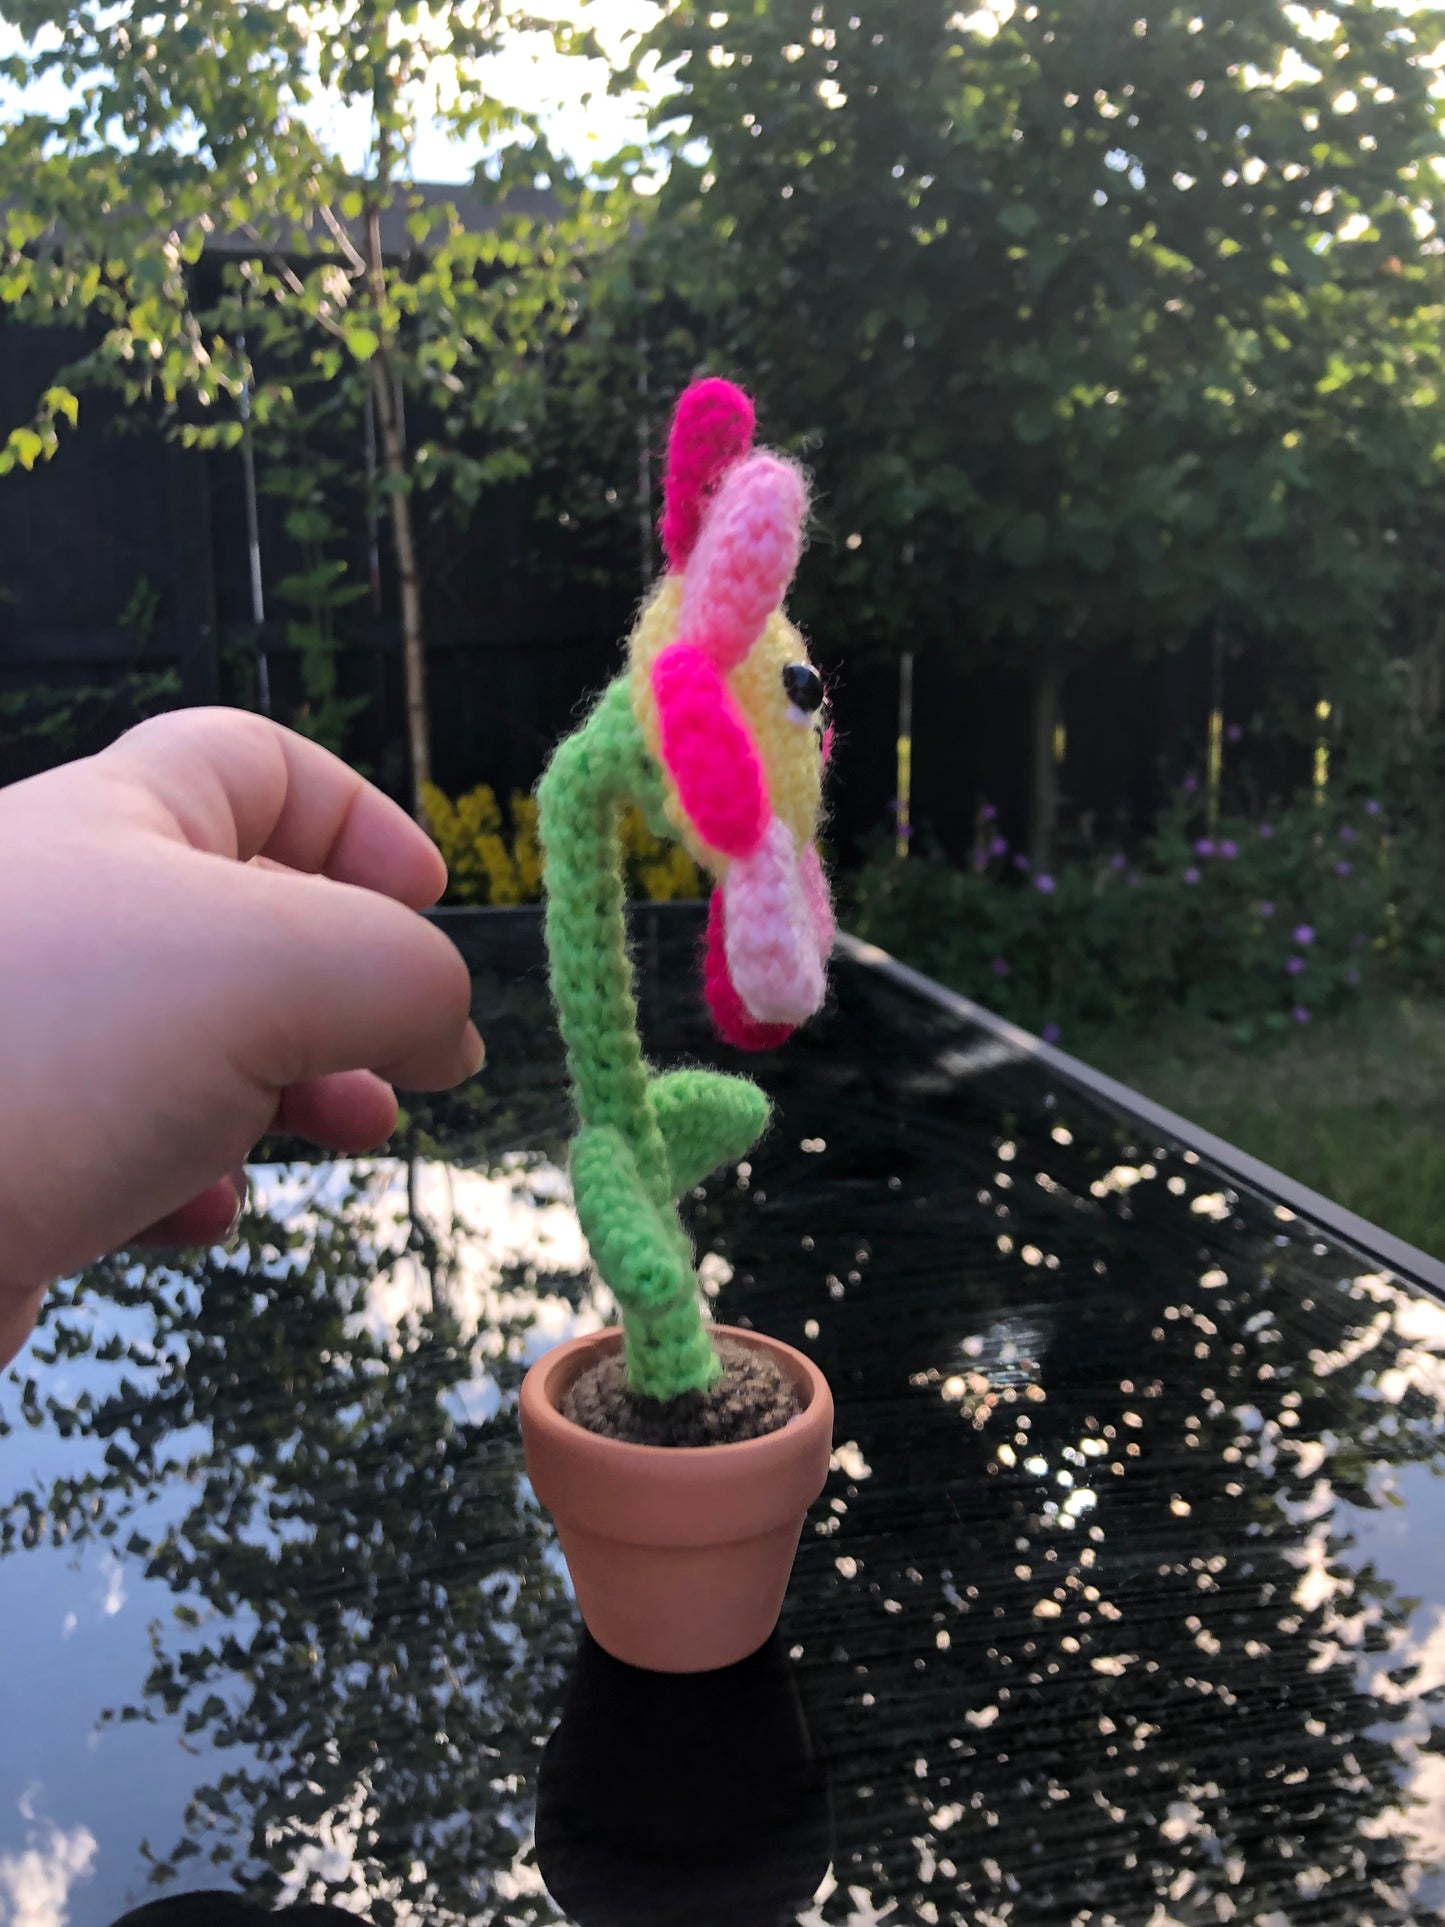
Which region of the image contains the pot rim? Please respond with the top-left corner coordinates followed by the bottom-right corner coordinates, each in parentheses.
top-left (520, 1323), bottom-right (830, 1469)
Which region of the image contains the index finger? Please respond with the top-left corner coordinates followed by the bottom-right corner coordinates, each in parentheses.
top-left (104, 707), bottom-right (447, 909)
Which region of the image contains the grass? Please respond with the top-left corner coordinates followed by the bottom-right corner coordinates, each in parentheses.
top-left (1077, 997), bottom-right (1445, 1261)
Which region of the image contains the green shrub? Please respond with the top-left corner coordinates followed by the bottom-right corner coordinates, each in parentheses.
top-left (848, 784), bottom-right (1428, 1046)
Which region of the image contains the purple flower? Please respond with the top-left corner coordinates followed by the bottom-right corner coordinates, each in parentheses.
top-left (1042, 1022), bottom-right (1062, 1044)
top-left (980, 803), bottom-right (997, 823)
top-left (1182, 775), bottom-right (1199, 795)
top-left (991, 956), bottom-right (1011, 978)
top-left (972, 851), bottom-right (988, 873)
top-left (1225, 723), bottom-right (1244, 745)
top-left (1259, 823), bottom-right (1275, 840)
top-left (1365, 799), bottom-right (1381, 816)
top-left (1293, 1005), bottom-right (1311, 1025)
top-left (1286, 956), bottom-right (1306, 977)
top-left (1194, 838), bottom-right (1216, 858)
top-left (1346, 966), bottom-right (1361, 987)
top-left (1294, 924), bottom-right (1315, 946)
top-left (1013, 854), bottom-right (1031, 873)
top-left (1184, 867), bottom-right (1201, 885)
top-left (1128, 872), bottom-right (1142, 888)
top-left (1034, 873), bottom-right (1056, 895)
top-left (1339, 825), bottom-right (1357, 843)
top-left (1257, 899), bottom-right (1275, 919)
top-left (1334, 860), bottom-right (1352, 877)
top-left (1109, 852), bottom-right (1127, 872)
top-left (989, 834), bottom-right (1009, 858)
top-left (1220, 839), bottom-right (1238, 860)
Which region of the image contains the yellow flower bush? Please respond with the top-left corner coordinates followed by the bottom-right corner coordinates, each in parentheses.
top-left (420, 782), bottom-right (526, 905)
top-left (422, 783), bottom-right (704, 905)
top-left (618, 799), bottom-right (708, 902)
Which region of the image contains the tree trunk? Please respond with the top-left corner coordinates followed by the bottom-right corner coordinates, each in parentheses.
top-left (365, 205), bottom-right (431, 816)
top-left (1029, 639), bottom-right (1063, 872)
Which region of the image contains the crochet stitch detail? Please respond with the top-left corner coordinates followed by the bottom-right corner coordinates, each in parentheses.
top-left (651, 641), bottom-right (769, 860)
top-left (537, 376), bottom-right (834, 1404)
top-left (722, 815), bottom-right (827, 1027)
top-left (659, 376), bottom-right (756, 571)
top-left (704, 887), bottom-right (797, 1053)
top-left (679, 453), bottom-right (807, 673)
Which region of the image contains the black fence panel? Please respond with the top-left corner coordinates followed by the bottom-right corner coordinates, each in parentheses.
top-left (0, 317), bottom-right (1315, 855)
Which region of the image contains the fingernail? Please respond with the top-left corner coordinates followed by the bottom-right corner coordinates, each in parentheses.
top-left (462, 1022), bottom-right (486, 1078)
top-left (224, 1169), bottom-right (248, 1247)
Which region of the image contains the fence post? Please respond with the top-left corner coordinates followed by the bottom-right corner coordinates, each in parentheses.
top-left (895, 648), bottom-right (914, 859)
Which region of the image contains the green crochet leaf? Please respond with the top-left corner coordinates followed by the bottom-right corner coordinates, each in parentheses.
top-left (648, 1069), bottom-right (770, 1199)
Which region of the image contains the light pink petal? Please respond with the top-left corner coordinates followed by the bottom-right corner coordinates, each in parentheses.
top-left (722, 816), bottom-right (826, 1026)
top-left (681, 453), bottom-right (806, 672)
top-left (703, 887), bottom-right (796, 1051)
top-left (798, 841), bottom-right (836, 959)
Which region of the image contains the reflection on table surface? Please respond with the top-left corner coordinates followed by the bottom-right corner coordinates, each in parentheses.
top-left (6, 907), bottom-right (1445, 1926)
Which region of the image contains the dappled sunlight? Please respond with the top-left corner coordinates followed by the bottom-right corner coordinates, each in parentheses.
top-left (0, 1), bottom-right (664, 178)
top-left (270, 1775), bottom-right (430, 1921)
top-left (11, 918), bottom-right (1445, 1918)
top-left (252, 1152), bottom-right (599, 1351)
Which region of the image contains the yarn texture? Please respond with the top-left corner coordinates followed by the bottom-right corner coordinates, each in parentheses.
top-left (678, 453), bottom-right (807, 672)
top-left (659, 377), bottom-right (756, 571)
top-left (537, 377), bottom-right (836, 1405)
top-left (704, 888), bottom-right (797, 1053)
top-left (651, 642), bottom-right (768, 859)
top-left (721, 816), bottom-right (827, 1027)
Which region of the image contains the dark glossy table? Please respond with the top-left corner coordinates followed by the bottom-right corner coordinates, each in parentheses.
top-left (6, 906), bottom-right (1445, 1927)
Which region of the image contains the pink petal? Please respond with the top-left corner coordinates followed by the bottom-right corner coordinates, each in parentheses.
top-left (722, 817), bottom-right (826, 1026)
top-left (703, 888), bottom-right (795, 1051)
top-left (680, 453), bottom-right (806, 672)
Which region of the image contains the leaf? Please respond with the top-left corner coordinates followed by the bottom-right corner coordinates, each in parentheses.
top-left (344, 326), bottom-right (380, 362)
top-left (7, 426), bottom-right (45, 471)
top-left (42, 385), bottom-right (79, 429)
top-left (1059, 504), bottom-right (1115, 572)
top-left (275, 561), bottom-right (351, 604)
top-left (283, 506), bottom-right (335, 545)
top-left (1013, 397), bottom-right (1057, 446)
top-left (1000, 512), bottom-right (1048, 569)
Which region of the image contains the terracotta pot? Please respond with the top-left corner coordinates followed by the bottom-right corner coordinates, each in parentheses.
top-left (520, 1324), bottom-right (833, 1673)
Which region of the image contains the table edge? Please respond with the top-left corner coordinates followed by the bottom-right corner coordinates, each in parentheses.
top-left (836, 930), bottom-right (1445, 1300)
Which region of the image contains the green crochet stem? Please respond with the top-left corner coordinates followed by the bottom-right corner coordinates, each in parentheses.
top-left (537, 678), bottom-right (771, 1402)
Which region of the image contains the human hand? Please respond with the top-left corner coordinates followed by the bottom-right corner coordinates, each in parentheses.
top-left (0, 707), bottom-right (482, 1367)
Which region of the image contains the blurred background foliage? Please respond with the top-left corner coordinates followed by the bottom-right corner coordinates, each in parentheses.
top-left (2, 0), bottom-right (1445, 1237)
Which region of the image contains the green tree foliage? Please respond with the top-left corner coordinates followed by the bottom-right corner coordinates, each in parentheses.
top-left (0, 0), bottom-right (606, 809)
top-left (618, 0), bottom-right (1445, 853)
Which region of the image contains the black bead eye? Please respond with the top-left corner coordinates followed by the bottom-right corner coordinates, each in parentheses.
top-left (782, 663), bottom-right (824, 714)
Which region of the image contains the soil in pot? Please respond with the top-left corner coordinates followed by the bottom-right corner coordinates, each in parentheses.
top-left (562, 1336), bottom-right (802, 1447)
